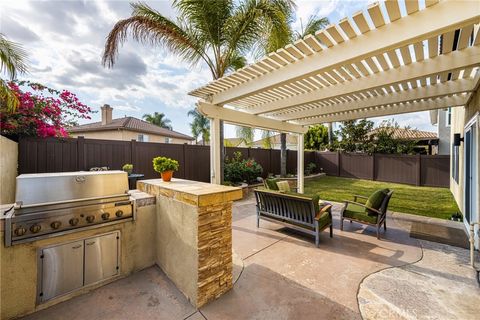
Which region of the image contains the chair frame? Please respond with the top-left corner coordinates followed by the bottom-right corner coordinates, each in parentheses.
top-left (340, 191), bottom-right (394, 239)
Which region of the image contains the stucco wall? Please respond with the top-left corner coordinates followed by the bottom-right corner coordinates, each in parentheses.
top-left (0, 136), bottom-right (18, 204)
top-left (71, 129), bottom-right (192, 144)
top-left (450, 87), bottom-right (480, 215)
top-left (0, 204), bottom-right (156, 320)
top-left (437, 109), bottom-right (451, 155)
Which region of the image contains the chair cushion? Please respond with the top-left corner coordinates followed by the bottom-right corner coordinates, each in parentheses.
top-left (276, 181), bottom-right (291, 192)
top-left (343, 203), bottom-right (378, 224)
top-left (265, 178), bottom-right (280, 190)
top-left (317, 210), bottom-right (331, 230)
top-left (365, 189), bottom-right (389, 216)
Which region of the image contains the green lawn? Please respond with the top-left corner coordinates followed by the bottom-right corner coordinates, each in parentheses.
top-left (304, 176), bottom-right (459, 220)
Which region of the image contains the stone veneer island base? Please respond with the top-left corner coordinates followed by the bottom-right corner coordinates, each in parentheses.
top-left (138, 178), bottom-right (242, 307)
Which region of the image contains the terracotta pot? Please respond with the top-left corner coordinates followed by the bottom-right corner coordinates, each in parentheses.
top-left (161, 170), bottom-right (173, 182)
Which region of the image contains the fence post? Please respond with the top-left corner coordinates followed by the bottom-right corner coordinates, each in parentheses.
top-left (416, 154), bottom-right (422, 186)
top-left (372, 153), bottom-right (376, 181)
top-left (336, 151), bottom-right (341, 176)
top-left (77, 136), bottom-right (85, 171)
top-left (183, 143), bottom-right (187, 179)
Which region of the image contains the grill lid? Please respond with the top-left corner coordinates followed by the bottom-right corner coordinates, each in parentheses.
top-left (15, 171), bottom-right (129, 207)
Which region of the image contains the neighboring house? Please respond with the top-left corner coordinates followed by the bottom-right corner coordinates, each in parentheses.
top-left (429, 108), bottom-right (453, 155)
top-left (252, 133), bottom-right (298, 150)
top-left (69, 105), bottom-right (194, 144)
top-left (369, 127), bottom-right (439, 155)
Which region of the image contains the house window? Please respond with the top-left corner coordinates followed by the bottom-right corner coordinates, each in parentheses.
top-left (165, 137), bottom-right (172, 144)
top-left (138, 134), bottom-right (149, 142)
top-left (452, 143), bottom-right (459, 183)
top-left (446, 107), bottom-right (452, 127)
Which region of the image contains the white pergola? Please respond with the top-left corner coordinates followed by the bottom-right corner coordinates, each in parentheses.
top-left (189, 0), bottom-right (480, 192)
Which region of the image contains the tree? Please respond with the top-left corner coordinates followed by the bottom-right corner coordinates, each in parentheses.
top-left (304, 124), bottom-right (329, 150)
top-left (103, 0), bottom-right (294, 182)
top-left (236, 126), bottom-right (255, 147)
top-left (261, 130), bottom-right (274, 149)
top-left (142, 112), bottom-right (172, 130)
top-left (1, 81), bottom-right (92, 140)
top-left (336, 119), bottom-right (375, 153)
top-left (0, 33), bottom-right (28, 112)
top-left (261, 12), bottom-right (329, 176)
top-left (372, 120), bottom-right (417, 155)
top-left (188, 108), bottom-right (210, 145)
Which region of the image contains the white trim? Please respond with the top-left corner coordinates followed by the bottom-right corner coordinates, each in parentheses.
top-left (297, 134), bottom-right (304, 194)
top-left (209, 118), bottom-right (221, 184)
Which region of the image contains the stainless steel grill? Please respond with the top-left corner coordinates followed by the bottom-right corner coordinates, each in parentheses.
top-left (4, 171), bottom-right (135, 246)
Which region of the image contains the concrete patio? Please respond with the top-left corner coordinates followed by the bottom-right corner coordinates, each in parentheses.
top-left (22, 196), bottom-right (479, 320)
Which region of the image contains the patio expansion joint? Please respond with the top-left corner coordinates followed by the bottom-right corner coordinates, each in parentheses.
top-left (242, 235), bottom-right (290, 261)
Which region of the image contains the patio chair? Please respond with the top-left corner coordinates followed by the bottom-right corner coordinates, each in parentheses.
top-left (261, 177), bottom-right (297, 192)
top-left (340, 189), bottom-right (394, 239)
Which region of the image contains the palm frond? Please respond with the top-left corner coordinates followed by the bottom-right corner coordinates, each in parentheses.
top-left (295, 15), bottom-right (329, 39)
top-left (102, 2), bottom-right (214, 73)
top-left (0, 79), bottom-right (19, 112)
top-left (0, 33), bottom-right (28, 79)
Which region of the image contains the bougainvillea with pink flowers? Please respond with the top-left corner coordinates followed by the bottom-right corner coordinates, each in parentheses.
top-left (0, 81), bottom-right (93, 140)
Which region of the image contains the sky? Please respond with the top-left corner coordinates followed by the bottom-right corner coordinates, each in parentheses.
top-left (1, 0), bottom-right (437, 139)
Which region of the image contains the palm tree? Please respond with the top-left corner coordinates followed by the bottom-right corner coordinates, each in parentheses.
top-left (0, 33), bottom-right (28, 112)
top-left (236, 126), bottom-right (255, 147)
top-left (103, 0), bottom-right (294, 182)
top-left (142, 112), bottom-right (172, 130)
top-left (188, 108), bottom-right (210, 145)
top-left (262, 13), bottom-right (329, 176)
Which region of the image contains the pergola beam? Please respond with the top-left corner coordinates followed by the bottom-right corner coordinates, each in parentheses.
top-left (275, 78), bottom-right (477, 121)
top-left (209, 0), bottom-right (480, 105)
top-left (197, 102), bottom-right (307, 134)
top-left (253, 47), bottom-right (480, 114)
top-left (297, 94), bottom-right (470, 124)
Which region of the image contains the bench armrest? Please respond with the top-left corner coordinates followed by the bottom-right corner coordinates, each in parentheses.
top-left (343, 200), bottom-right (382, 215)
top-left (315, 204), bottom-right (332, 220)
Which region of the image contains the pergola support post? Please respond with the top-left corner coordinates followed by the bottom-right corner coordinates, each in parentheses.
top-left (297, 133), bottom-right (304, 194)
top-left (210, 117), bottom-right (222, 184)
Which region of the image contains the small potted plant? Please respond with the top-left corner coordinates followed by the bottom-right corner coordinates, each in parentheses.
top-left (153, 156), bottom-right (179, 182)
top-left (122, 163), bottom-right (133, 175)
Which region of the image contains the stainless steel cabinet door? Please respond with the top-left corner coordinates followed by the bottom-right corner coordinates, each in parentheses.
top-left (41, 240), bottom-right (84, 301)
top-left (84, 232), bottom-right (119, 285)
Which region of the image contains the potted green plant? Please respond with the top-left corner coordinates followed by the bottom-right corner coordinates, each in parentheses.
top-left (152, 156), bottom-right (179, 182)
top-left (122, 163), bottom-right (133, 175)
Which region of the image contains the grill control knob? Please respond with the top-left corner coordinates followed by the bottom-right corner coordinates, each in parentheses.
top-left (30, 224), bottom-right (41, 233)
top-left (101, 213), bottom-right (110, 220)
top-left (51, 221), bottom-right (62, 229)
top-left (115, 210), bottom-right (124, 218)
top-left (14, 227), bottom-right (27, 236)
top-left (69, 218), bottom-right (79, 226)
top-left (86, 215), bottom-right (95, 223)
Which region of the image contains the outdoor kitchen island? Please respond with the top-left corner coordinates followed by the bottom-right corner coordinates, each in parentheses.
top-left (138, 178), bottom-right (242, 307)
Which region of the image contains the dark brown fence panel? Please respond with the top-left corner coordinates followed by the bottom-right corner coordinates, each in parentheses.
top-left (340, 153), bottom-right (373, 179)
top-left (286, 150), bottom-right (297, 174)
top-left (269, 149), bottom-right (281, 175)
top-left (18, 137), bottom-right (78, 173)
top-left (184, 145), bottom-right (210, 182)
top-left (420, 155), bottom-right (450, 187)
top-left (225, 147), bottom-right (248, 160)
top-left (249, 148), bottom-right (272, 178)
top-left (315, 152), bottom-right (338, 175)
top-left (83, 139), bottom-right (131, 171)
top-left (134, 142), bottom-right (185, 179)
top-left (375, 154), bottom-right (418, 185)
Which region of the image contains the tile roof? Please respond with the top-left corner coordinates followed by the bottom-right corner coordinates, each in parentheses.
top-left (68, 117), bottom-right (194, 140)
top-left (253, 133), bottom-right (297, 147)
top-left (370, 127), bottom-right (437, 141)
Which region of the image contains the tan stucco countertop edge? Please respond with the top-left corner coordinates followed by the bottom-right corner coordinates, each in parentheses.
top-left (137, 178), bottom-right (242, 207)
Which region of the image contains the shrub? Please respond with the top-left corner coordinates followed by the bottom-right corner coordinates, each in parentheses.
top-left (122, 163), bottom-right (133, 174)
top-left (152, 157), bottom-right (179, 173)
top-left (305, 162), bottom-right (316, 175)
top-left (224, 152), bottom-right (263, 185)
